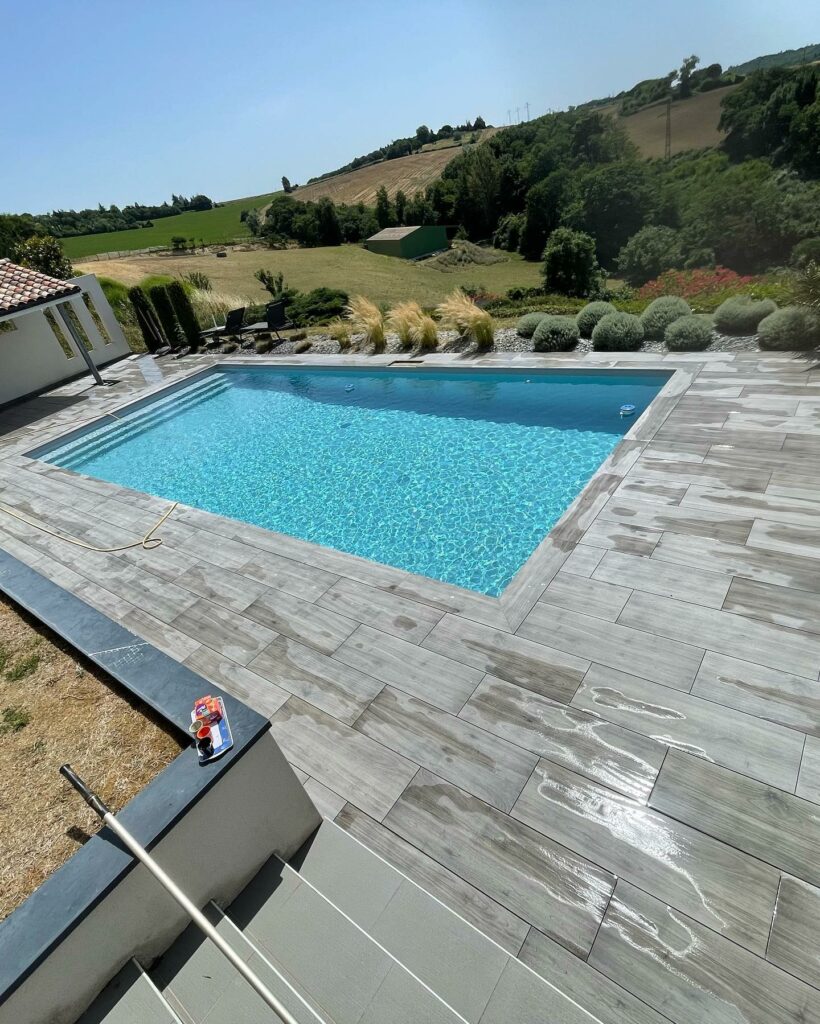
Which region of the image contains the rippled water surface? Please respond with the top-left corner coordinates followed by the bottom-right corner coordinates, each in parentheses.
top-left (41, 366), bottom-right (667, 594)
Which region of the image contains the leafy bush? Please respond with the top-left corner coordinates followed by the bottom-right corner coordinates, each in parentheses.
top-left (616, 226), bottom-right (685, 286)
top-left (576, 301), bottom-right (616, 338)
top-left (436, 289), bottom-right (494, 350)
top-left (532, 315), bottom-right (580, 352)
top-left (345, 295), bottom-right (386, 353)
top-left (713, 295), bottom-right (777, 334)
top-left (542, 228), bottom-right (600, 297)
top-left (792, 239), bottom-right (820, 268)
top-left (493, 212), bottom-right (525, 252)
top-left (592, 312), bottom-right (644, 351)
top-left (11, 235), bottom-right (73, 279)
top-left (640, 296), bottom-right (691, 339)
top-left (638, 267), bottom-right (759, 302)
top-left (287, 287), bottom-right (348, 327)
top-left (758, 306), bottom-right (820, 350)
top-left (516, 312), bottom-right (548, 338)
top-left (147, 285), bottom-right (181, 348)
top-left (167, 280), bottom-right (200, 349)
top-left (664, 314), bottom-right (714, 351)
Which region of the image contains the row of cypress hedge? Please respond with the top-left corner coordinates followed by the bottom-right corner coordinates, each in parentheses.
top-left (127, 279), bottom-right (201, 353)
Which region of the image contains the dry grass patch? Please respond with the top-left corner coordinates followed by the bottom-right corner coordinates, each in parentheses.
top-left (0, 597), bottom-right (183, 921)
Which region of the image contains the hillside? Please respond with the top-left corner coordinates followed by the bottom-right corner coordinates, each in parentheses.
top-left (729, 42), bottom-right (820, 75)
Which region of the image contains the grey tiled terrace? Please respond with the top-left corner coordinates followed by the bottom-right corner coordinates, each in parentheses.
top-left (4, 348), bottom-right (820, 1022)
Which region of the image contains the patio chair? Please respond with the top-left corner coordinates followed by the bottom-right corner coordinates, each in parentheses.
top-left (199, 307), bottom-right (247, 344)
top-left (245, 300), bottom-right (296, 342)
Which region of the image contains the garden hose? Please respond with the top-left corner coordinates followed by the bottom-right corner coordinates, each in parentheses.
top-left (0, 500), bottom-right (178, 553)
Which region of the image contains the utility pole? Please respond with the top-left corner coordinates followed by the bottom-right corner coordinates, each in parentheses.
top-left (516, 106), bottom-right (520, 123)
top-left (664, 96), bottom-right (672, 161)
top-left (525, 101), bottom-right (530, 121)
top-left (507, 109), bottom-right (512, 125)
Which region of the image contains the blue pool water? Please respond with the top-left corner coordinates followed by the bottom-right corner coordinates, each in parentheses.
top-left (39, 366), bottom-right (668, 595)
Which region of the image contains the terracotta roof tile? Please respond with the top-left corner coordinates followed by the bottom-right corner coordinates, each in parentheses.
top-left (0, 259), bottom-right (80, 319)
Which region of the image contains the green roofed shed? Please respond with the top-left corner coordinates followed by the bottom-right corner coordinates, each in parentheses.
top-left (365, 225), bottom-right (448, 260)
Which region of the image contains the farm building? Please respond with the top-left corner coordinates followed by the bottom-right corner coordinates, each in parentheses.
top-left (365, 225), bottom-right (448, 260)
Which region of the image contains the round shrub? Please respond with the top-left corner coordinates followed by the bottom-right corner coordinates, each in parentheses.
top-left (576, 301), bottom-right (616, 338)
top-left (615, 226), bottom-right (684, 286)
top-left (664, 315), bottom-right (713, 352)
top-left (758, 307), bottom-right (820, 351)
top-left (640, 296), bottom-right (691, 339)
top-left (591, 312), bottom-right (644, 351)
top-left (532, 315), bottom-right (580, 352)
top-left (516, 312), bottom-right (548, 338)
top-left (713, 295), bottom-right (777, 335)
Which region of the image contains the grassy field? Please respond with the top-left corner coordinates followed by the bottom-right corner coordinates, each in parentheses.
top-left (62, 191), bottom-right (279, 260)
top-left (79, 244), bottom-right (543, 307)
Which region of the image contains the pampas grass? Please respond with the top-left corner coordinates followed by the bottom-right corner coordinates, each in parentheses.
top-left (436, 289), bottom-right (494, 351)
top-left (345, 295), bottom-right (385, 353)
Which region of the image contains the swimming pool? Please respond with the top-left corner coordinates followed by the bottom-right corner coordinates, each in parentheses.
top-left (37, 366), bottom-right (669, 595)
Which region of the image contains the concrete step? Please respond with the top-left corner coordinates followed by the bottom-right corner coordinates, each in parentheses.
top-left (76, 959), bottom-right (182, 1024)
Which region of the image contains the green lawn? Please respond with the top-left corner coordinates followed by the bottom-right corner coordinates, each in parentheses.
top-left (62, 192), bottom-right (279, 260)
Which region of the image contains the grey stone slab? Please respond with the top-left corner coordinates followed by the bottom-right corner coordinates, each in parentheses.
top-left (519, 929), bottom-right (670, 1024)
top-left (578, 519), bottom-right (662, 555)
top-left (333, 624), bottom-right (482, 713)
top-left (518, 602), bottom-right (703, 691)
top-left (238, 548), bottom-right (339, 602)
top-left (183, 646), bottom-right (289, 717)
top-left (573, 663), bottom-right (803, 791)
top-left (797, 735), bottom-right (820, 801)
top-left (78, 961), bottom-right (178, 1024)
top-left (171, 597), bottom-right (277, 665)
top-left (692, 650), bottom-right (820, 737)
top-left (592, 549), bottom-right (730, 608)
top-left (538, 572), bottom-right (632, 622)
top-left (724, 576), bottom-right (820, 636)
top-left (512, 758), bottom-right (779, 953)
top-left (358, 963), bottom-right (461, 1024)
top-left (560, 545), bottom-right (607, 578)
top-left (356, 687), bottom-right (537, 811)
top-left (317, 576), bottom-right (443, 644)
top-left (478, 956), bottom-right (598, 1024)
top-left (650, 749), bottom-right (820, 887)
top-left (589, 880), bottom-right (820, 1024)
top-left (244, 587), bottom-right (357, 655)
top-left (336, 804), bottom-right (530, 956)
top-left (767, 875), bottom-right (820, 988)
top-left (249, 636), bottom-right (383, 724)
top-left (302, 777), bottom-right (347, 819)
top-left (270, 697), bottom-right (417, 820)
top-left (385, 769), bottom-right (615, 958)
top-left (598, 494), bottom-right (753, 544)
top-left (173, 561), bottom-right (269, 613)
top-left (619, 590), bottom-right (820, 679)
top-left (460, 675), bottom-right (663, 803)
top-left (370, 878), bottom-right (508, 1022)
top-left (423, 613), bottom-right (588, 704)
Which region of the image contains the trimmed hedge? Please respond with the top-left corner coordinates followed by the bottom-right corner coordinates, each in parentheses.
top-left (592, 312), bottom-right (644, 351)
top-left (665, 314), bottom-right (714, 352)
top-left (516, 311), bottom-right (548, 338)
top-left (713, 295), bottom-right (777, 335)
top-left (147, 284), bottom-right (181, 349)
top-left (532, 315), bottom-right (580, 352)
top-left (640, 296), bottom-right (691, 339)
top-left (167, 280), bottom-right (200, 349)
top-left (127, 285), bottom-right (165, 352)
top-left (758, 306), bottom-right (819, 351)
top-left (576, 301), bottom-right (616, 338)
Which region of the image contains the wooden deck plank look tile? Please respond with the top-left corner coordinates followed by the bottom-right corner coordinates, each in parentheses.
top-left (270, 697), bottom-right (417, 821)
top-left (517, 602), bottom-right (703, 691)
top-left (236, 549), bottom-right (339, 603)
top-left (170, 597), bottom-right (277, 665)
top-left (746, 519), bottom-right (820, 561)
top-left (576, 520), bottom-right (661, 556)
top-left (589, 880), bottom-right (820, 1024)
top-left (335, 804), bottom-right (530, 955)
top-left (692, 651), bottom-right (820, 738)
top-left (244, 587), bottom-right (358, 655)
top-left (333, 624), bottom-right (481, 713)
top-left (460, 675), bottom-right (664, 803)
top-left (796, 736), bottom-right (820, 802)
top-left (559, 545), bottom-right (606, 579)
top-left (598, 494), bottom-right (754, 544)
top-left (627, 458), bottom-right (772, 494)
top-left (512, 759), bottom-right (779, 953)
top-left (618, 590), bottom-right (820, 679)
top-left (423, 613), bottom-right (588, 705)
top-left (767, 876), bottom-right (820, 989)
top-left (183, 646), bottom-right (290, 717)
top-left (248, 635), bottom-right (383, 724)
top-left (683, 484), bottom-right (820, 529)
top-left (592, 549), bottom-right (730, 608)
top-left (650, 750), bottom-right (820, 887)
top-left (610, 477), bottom-right (688, 506)
top-left (174, 560), bottom-right (269, 613)
top-left (572, 664), bottom-right (803, 791)
top-left (384, 769), bottom-right (616, 958)
top-left (355, 688), bottom-right (538, 812)
top-left (724, 576), bottom-right (820, 636)
top-left (537, 573), bottom-right (632, 622)
top-left (317, 577), bottom-right (443, 644)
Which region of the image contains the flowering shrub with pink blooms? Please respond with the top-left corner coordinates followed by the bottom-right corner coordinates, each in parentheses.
top-left (636, 267), bottom-right (789, 311)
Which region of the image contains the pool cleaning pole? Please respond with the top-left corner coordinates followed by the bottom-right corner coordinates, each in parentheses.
top-left (59, 764), bottom-right (303, 1024)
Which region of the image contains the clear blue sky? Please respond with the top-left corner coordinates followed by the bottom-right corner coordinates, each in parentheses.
top-left (2, 0), bottom-right (817, 214)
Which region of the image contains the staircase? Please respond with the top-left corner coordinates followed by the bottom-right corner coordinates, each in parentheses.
top-left (78, 820), bottom-right (600, 1024)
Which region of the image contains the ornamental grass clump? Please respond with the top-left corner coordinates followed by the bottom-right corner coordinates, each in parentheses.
top-left (516, 312), bottom-right (548, 338)
top-left (591, 312), bottom-right (644, 351)
top-left (664, 314), bottom-right (714, 352)
top-left (387, 301), bottom-right (425, 350)
top-left (327, 318), bottom-right (352, 352)
top-left (532, 315), bottom-right (580, 352)
top-left (409, 312), bottom-right (439, 352)
top-left (758, 307), bottom-right (820, 351)
top-left (576, 301), bottom-right (616, 338)
top-left (640, 296), bottom-right (691, 340)
top-left (345, 295), bottom-right (385, 354)
top-left (436, 289), bottom-right (494, 351)
top-left (713, 295), bottom-right (778, 335)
